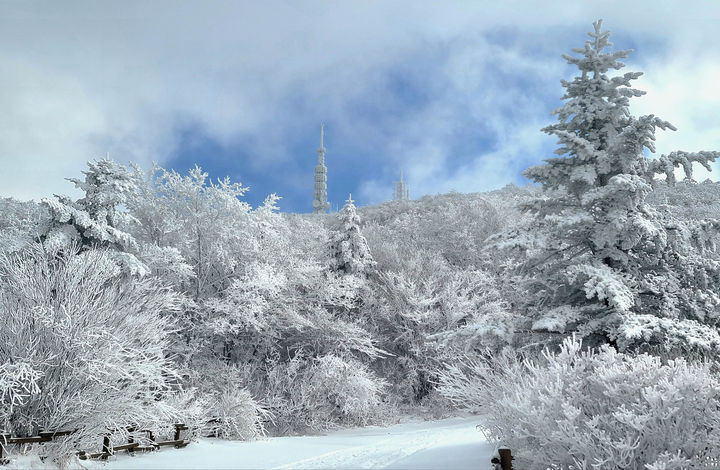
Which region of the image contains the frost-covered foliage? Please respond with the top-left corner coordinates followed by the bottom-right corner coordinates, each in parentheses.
top-left (178, 192), bottom-right (386, 434)
top-left (40, 159), bottom-right (149, 275)
top-left (125, 164), bottom-right (254, 299)
top-left (123, 165), bottom-right (270, 372)
top-left (359, 189), bottom-right (522, 269)
top-left (0, 245), bottom-right (179, 456)
top-left (0, 198), bottom-right (48, 253)
top-left (261, 353), bottom-right (386, 433)
top-left (361, 235), bottom-right (515, 403)
top-left (203, 261), bottom-right (377, 361)
top-left (197, 256), bottom-right (386, 433)
top-left (517, 20), bottom-right (720, 356)
top-left (174, 361), bottom-right (268, 441)
top-left (648, 180), bottom-right (720, 222)
top-left (205, 388), bottom-right (267, 440)
top-left (439, 336), bottom-right (720, 469)
top-left (329, 195), bottom-right (376, 276)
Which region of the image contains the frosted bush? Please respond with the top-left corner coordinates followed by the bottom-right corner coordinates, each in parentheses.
top-left (204, 388), bottom-right (267, 440)
top-left (263, 353), bottom-right (387, 433)
top-left (439, 336), bottom-right (720, 469)
top-left (303, 355), bottom-right (386, 425)
top-left (179, 361), bottom-right (268, 440)
top-left (0, 245), bottom-right (180, 459)
top-left (364, 244), bottom-right (516, 403)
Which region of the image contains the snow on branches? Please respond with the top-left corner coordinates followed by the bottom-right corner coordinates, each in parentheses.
top-left (0, 245), bottom-right (180, 455)
top-left (518, 20), bottom-right (720, 356)
top-left (40, 159), bottom-right (149, 276)
top-left (439, 335), bottom-right (720, 469)
top-left (329, 194), bottom-right (376, 276)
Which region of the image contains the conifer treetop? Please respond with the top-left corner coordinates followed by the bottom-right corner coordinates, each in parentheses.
top-left (525, 20), bottom-right (683, 197)
top-left (329, 193), bottom-right (375, 276)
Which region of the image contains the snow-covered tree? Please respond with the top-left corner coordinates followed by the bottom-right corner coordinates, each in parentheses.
top-left (198, 254), bottom-right (385, 433)
top-left (138, 165), bottom-right (253, 300)
top-left (40, 159), bottom-right (148, 275)
top-left (0, 245), bottom-right (179, 457)
top-left (0, 198), bottom-right (48, 253)
top-left (519, 20), bottom-right (720, 356)
top-left (359, 192), bottom-right (510, 269)
top-left (329, 194), bottom-right (375, 276)
top-left (360, 233), bottom-right (516, 403)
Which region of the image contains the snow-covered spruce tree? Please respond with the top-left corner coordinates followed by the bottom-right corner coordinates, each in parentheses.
top-left (41, 159), bottom-right (148, 275)
top-left (521, 20), bottom-right (720, 355)
top-left (329, 194), bottom-right (376, 276)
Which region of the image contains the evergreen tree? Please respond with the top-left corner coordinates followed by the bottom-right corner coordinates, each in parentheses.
top-left (41, 159), bottom-right (148, 274)
top-left (329, 194), bottom-right (376, 276)
top-left (520, 20), bottom-right (720, 355)
top-left (42, 159), bottom-right (137, 248)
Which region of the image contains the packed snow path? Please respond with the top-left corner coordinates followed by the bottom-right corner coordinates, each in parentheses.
top-left (103, 416), bottom-right (493, 469)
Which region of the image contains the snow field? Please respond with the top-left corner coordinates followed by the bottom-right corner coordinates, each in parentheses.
top-left (101, 416), bottom-right (493, 470)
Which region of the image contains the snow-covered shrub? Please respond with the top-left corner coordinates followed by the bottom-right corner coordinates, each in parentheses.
top-left (205, 388), bottom-right (267, 440)
top-left (0, 198), bottom-right (48, 254)
top-left (439, 336), bottom-right (720, 469)
top-left (359, 190), bottom-right (516, 269)
top-left (262, 353), bottom-right (386, 434)
top-left (0, 245), bottom-right (179, 458)
top-left (180, 360), bottom-right (268, 440)
top-left (304, 355), bottom-right (386, 425)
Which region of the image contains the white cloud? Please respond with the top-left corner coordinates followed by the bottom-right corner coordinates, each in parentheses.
top-left (359, 35), bottom-right (562, 204)
top-left (631, 51), bottom-right (720, 181)
top-left (0, 1), bottom-right (719, 202)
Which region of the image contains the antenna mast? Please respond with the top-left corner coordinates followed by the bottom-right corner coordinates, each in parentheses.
top-left (312, 125), bottom-right (331, 213)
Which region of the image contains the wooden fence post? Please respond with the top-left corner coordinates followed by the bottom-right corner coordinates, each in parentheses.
top-left (101, 435), bottom-right (111, 460)
top-left (0, 433), bottom-right (8, 463)
top-left (498, 447), bottom-right (513, 470)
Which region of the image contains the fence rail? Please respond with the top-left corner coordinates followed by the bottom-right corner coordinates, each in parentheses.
top-left (0, 423), bottom-right (190, 464)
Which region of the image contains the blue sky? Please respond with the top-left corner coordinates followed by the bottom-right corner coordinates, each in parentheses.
top-left (1, 1), bottom-right (719, 212)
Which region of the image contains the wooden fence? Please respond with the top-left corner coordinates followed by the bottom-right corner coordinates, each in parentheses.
top-left (0, 423), bottom-right (189, 464)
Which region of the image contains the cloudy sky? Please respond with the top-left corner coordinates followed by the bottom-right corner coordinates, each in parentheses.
top-left (1, 1), bottom-right (719, 212)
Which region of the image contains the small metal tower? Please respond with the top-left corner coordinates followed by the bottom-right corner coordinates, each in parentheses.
top-left (394, 170), bottom-right (409, 201)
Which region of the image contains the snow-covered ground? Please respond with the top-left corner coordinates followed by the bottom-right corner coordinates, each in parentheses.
top-left (101, 416), bottom-right (493, 470)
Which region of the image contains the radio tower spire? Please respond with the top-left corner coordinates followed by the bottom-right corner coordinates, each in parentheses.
top-left (312, 125), bottom-right (331, 213)
top-left (394, 170), bottom-right (409, 201)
